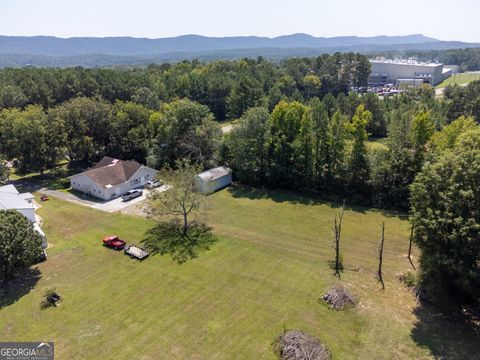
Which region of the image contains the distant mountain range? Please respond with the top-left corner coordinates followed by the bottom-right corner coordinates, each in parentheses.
top-left (0, 33), bottom-right (479, 67)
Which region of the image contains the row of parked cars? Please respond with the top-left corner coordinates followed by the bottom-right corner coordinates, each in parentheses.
top-left (102, 235), bottom-right (149, 260)
top-left (121, 180), bottom-right (162, 202)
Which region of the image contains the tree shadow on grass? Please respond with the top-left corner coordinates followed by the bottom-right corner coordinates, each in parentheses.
top-left (411, 303), bottom-right (480, 359)
top-left (142, 221), bottom-right (217, 264)
top-left (227, 184), bottom-right (406, 218)
top-left (0, 267), bottom-right (42, 309)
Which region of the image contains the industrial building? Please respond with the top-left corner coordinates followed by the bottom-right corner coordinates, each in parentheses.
top-left (368, 59), bottom-right (453, 87)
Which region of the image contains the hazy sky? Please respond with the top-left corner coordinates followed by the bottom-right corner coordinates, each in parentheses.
top-left (1, 0), bottom-right (479, 42)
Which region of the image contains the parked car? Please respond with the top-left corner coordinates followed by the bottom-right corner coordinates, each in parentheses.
top-left (122, 189), bottom-right (143, 201)
top-left (145, 180), bottom-right (161, 189)
top-left (103, 235), bottom-right (126, 250)
top-left (40, 194), bottom-right (49, 202)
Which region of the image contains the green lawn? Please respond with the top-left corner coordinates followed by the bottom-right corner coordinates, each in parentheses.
top-left (0, 187), bottom-right (478, 359)
top-left (436, 71), bottom-right (480, 88)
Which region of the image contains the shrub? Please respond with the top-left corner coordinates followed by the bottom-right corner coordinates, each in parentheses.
top-left (40, 288), bottom-right (61, 309)
top-left (398, 271), bottom-right (417, 288)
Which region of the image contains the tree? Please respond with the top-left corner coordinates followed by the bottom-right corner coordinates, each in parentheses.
top-left (148, 99), bottom-right (221, 169)
top-left (50, 96), bottom-right (112, 164)
top-left (0, 106), bottom-right (50, 173)
top-left (347, 104), bottom-right (371, 194)
top-left (409, 111), bottom-right (435, 171)
top-left (0, 85), bottom-right (27, 109)
top-left (0, 160), bottom-right (9, 184)
top-left (108, 101), bottom-right (152, 162)
top-left (268, 101), bottom-right (312, 188)
top-left (410, 129), bottom-right (480, 305)
top-left (226, 76), bottom-right (264, 119)
top-left (147, 159), bottom-right (207, 235)
top-left (131, 87), bottom-right (161, 110)
top-left (0, 210), bottom-right (43, 278)
top-left (310, 98), bottom-right (330, 188)
top-left (303, 74), bottom-right (321, 99)
top-left (226, 107), bottom-right (269, 185)
top-left (369, 108), bottom-right (416, 209)
top-left (325, 111), bottom-right (348, 187)
top-left (144, 159), bottom-right (216, 263)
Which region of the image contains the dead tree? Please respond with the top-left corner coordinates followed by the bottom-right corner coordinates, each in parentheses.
top-left (377, 222), bottom-right (385, 290)
top-left (333, 202), bottom-right (345, 278)
top-left (408, 225), bottom-right (416, 270)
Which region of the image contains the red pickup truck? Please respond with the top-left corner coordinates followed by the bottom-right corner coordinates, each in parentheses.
top-left (103, 235), bottom-right (126, 250)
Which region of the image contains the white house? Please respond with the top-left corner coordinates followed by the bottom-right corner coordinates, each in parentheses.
top-left (0, 184), bottom-right (47, 249)
top-left (69, 156), bottom-right (158, 200)
top-left (196, 166), bottom-right (232, 193)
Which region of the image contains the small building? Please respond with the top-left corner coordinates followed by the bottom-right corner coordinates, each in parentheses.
top-left (69, 156), bottom-right (158, 200)
top-left (0, 184), bottom-right (47, 249)
top-left (196, 166), bottom-right (232, 193)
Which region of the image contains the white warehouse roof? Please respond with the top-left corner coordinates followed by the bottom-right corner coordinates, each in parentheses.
top-left (370, 58), bottom-right (442, 67)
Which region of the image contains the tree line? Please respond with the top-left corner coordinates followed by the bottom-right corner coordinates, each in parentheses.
top-left (0, 54), bottom-right (370, 121)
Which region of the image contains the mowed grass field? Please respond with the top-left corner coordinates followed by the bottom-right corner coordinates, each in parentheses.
top-left (1, 186), bottom-right (478, 359)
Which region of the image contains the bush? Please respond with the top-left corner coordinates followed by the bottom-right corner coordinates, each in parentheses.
top-left (398, 271), bottom-right (417, 288)
top-left (40, 288), bottom-right (61, 309)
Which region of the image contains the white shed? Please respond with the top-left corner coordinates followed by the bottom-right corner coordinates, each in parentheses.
top-left (196, 166), bottom-right (232, 193)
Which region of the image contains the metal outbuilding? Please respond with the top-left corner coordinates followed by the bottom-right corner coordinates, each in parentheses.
top-left (196, 166), bottom-right (232, 193)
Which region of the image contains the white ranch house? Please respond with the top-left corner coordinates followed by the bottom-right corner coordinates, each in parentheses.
top-left (69, 156), bottom-right (157, 200)
top-left (0, 184), bottom-right (47, 249)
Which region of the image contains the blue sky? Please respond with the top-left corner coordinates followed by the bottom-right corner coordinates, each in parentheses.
top-left (1, 0), bottom-right (479, 42)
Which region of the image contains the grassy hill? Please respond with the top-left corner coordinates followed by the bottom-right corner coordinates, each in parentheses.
top-left (436, 71), bottom-right (480, 88)
top-left (0, 187), bottom-right (478, 359)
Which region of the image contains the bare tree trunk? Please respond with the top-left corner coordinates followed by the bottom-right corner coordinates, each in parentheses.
top-left (408, 225), bottom-right (416, 270)
top-left (377, 222), bottom-right (385, 290)
top-left (333, 201), bottom-right (345, 278)
top-left (182, 211), bottom-right (189, 236)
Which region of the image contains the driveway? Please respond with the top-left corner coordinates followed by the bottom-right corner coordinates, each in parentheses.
top-left (40, 185), bottom-right (169, 213)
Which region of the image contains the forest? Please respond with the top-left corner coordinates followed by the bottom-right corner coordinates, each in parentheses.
top-left (0, 55), bottom-right (478, 211)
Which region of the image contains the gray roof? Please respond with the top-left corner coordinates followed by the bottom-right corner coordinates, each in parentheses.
top-left (70, 156), bottom-right (147, 189)
top-left (0, 185), bottom-right (35, 211)
top-left (197, 166), bottom-right (231, 182)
